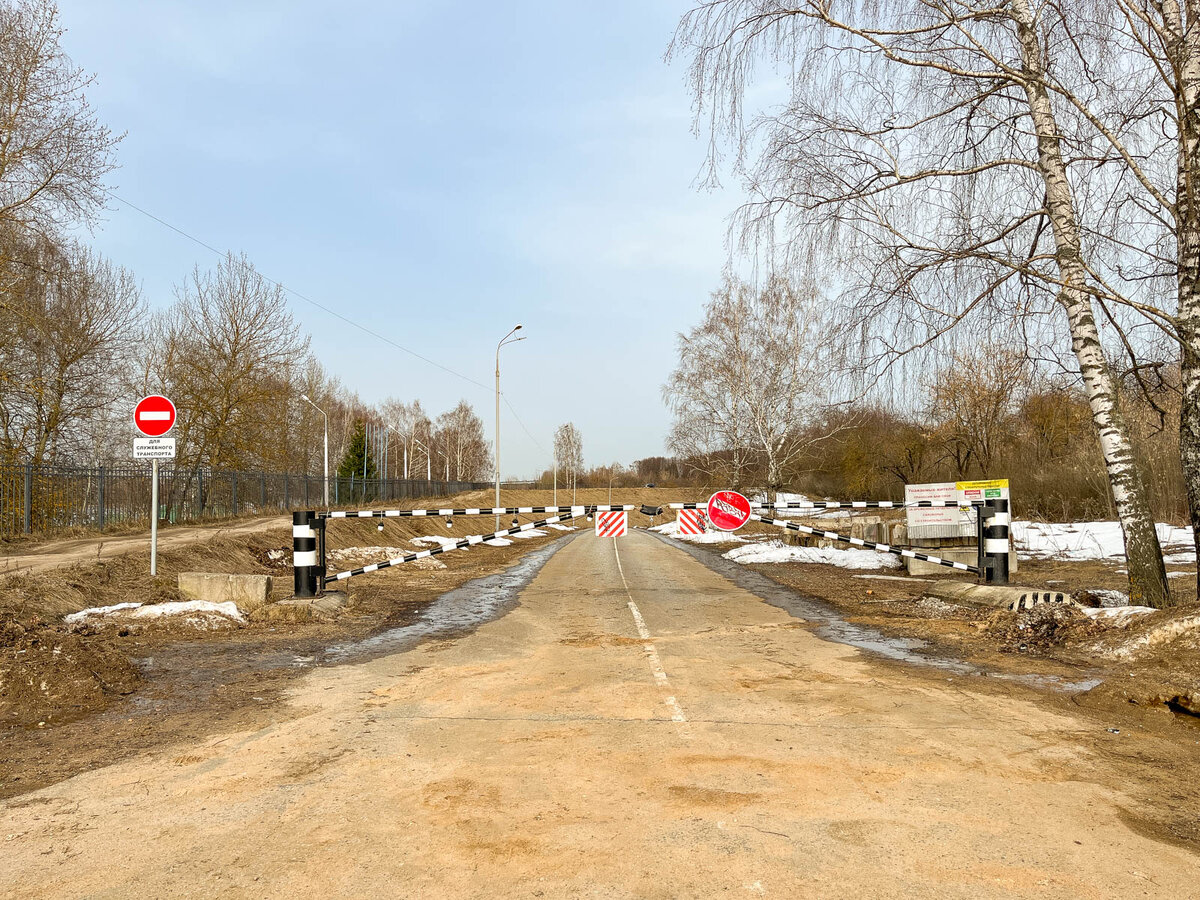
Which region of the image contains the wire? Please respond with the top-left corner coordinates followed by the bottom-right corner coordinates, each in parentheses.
top-left (502, 392), bottom-right (546, 453)
top-left (106, 191), bottom-right (489, 391)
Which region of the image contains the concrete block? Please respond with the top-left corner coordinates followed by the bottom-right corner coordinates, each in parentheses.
top-left (922, 582), bottom-right (1074, 611)
top-left (259, 592), bottom-right (348, 623)
top-left (178, 572), bottom-right (273, 613)
top-left (904, 547), bottom-right (1018, 577)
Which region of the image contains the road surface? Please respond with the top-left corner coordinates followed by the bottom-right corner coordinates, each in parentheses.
top-left (2, 530), bottom-right (1196, 898)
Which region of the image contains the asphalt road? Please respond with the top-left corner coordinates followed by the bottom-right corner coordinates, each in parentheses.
top-left (2, 529), bottom-right (1196, 898)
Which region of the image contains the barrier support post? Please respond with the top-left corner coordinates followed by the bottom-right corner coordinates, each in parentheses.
top-left (983, 498), bottom-right (1010, 584)
top-left (293, 510), bottom-right (320, 597)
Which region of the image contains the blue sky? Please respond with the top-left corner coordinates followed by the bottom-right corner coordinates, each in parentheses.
top-left (59, 1), bottom-right (743, 478)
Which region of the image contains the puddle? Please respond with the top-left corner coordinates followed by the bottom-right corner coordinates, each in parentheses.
top-left (650, 531), bottom-right (1103, 694)
top-left (323, 532), bottom-right (577, 662)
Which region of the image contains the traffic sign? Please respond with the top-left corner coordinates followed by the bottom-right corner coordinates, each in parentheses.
top-left (707, 490), bottom-right (752, 531)
top-left (595, 510), bottom-right (627, 537)
top-left (134, 395), bottom-right (176, 437)
top-left (677, 508), bottom-right (706, 535)
top-left (134, 437), bottom-right (176, 459)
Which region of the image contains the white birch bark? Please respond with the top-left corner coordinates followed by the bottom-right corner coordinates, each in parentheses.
top-left (1011, 0), bottom-right (1169, 606)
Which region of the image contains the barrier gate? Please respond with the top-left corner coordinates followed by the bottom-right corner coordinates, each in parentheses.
top-left (291, 495), bottom-right (1011, 598)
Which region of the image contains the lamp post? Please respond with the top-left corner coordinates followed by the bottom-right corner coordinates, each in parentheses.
top-left (300, 394), bottom-right (329, 510)
top-left (495, 324), bottom-right (524, 529)
top-left (413, 437), bottom-right (432, 481)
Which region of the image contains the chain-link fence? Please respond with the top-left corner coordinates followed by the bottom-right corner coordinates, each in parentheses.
top-left (0, 463), bottom-right (490, 537)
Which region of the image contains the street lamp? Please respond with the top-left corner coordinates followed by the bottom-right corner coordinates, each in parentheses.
top-left (300, 394), bottom-right (329, 510)
top-left (495, 324), bottom-right (525, 529)
top-left (412, 437), bottom-right (432, 481)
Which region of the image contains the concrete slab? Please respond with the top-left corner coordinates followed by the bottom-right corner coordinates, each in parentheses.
top-left (259, 592), bottom-right (348, 623)
top-left (904, 547), bottom-right (1019, 576)
top-left (922, 581), bottom-right (1075, 611)
top-left (178, 572), bottom-right (273, 613)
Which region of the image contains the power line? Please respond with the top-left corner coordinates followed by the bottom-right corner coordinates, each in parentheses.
top-left (502, 393), bottom-right (547, 453)
top-left (106, 191), bottom-right (489, 391)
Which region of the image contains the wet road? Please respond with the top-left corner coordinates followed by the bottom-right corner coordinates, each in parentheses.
top-left (2, 530), bottom-right (1197, 898)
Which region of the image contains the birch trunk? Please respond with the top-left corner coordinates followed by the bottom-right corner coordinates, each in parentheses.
top-left (1012, 0), bottom-right (1170, 606)
top-left (1170, 0), bottom-right (1200, 600)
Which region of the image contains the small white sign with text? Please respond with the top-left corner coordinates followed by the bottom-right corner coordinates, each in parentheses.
top-left (134, 437), bottom-right (176, 459)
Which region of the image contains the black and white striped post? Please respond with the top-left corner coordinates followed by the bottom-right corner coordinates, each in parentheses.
top-left (293, 510), bottom-right (320, 597)
top-left (983, 498), bottom-right (1010, 584)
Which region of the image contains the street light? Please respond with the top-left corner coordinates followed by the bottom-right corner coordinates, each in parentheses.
top-left (495, 324), bottom-right (525, 529)
top-left (412, 437), bottom-right (432, 481)
top-left (300, 394), bottom-right (329, 510)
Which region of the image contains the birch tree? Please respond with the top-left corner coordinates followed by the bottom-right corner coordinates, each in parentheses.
top-left (665, 275), bottom-right (828, 496)
top-left (672, 0), bottom-right (1174, 605)
top-left (553, 423), bottom-right (583, 501)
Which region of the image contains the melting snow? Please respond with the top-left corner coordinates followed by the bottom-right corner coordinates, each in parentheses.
top-left (723, 540), bottom-right (902, 570)
top-left (652, 521), bottom-right (748, 544)
top-left (65, 600), bottom-right (245, 629)
top-left (1012, 520), bottom-right (1194, 562)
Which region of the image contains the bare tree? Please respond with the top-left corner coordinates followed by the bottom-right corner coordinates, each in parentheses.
top-left (665, 275), bottom-right (829, 496)
top-left (0, 231), bottom-right (143, 464)
top-left (148, 253), bottom-right (308, 504)
top-left (672, 0), bottom-right (1174, 605)
top-left (0, 0), bottom-right (120, 237)
top-left (433, 400), bottom-right (490, 481)
top-left (553, 422), bottom-right (583, 502)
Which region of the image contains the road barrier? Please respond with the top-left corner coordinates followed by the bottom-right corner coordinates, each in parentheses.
top-left (320, 512), bottom-right (584, 588)
top-left (318, 504), bottom-right (639, 520)
top-left (670, 500), bottom-right (985, 510)
top-left (750, 513), bottom-right (982, 574)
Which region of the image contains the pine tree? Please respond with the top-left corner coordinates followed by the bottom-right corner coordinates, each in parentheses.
top-left (337, 422), bottom-right (377, 481)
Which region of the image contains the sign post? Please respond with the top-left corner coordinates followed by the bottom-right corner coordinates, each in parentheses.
top-left (134, 396), bottom-right (177, 576)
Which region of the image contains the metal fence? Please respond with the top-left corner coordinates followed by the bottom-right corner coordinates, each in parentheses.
top-left (0, 463), bottom-right (491, 537)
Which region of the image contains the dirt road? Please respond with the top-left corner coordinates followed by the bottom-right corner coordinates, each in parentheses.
top-left (0, 516), bottom-right (289, 576)
top-left (3, 530), bottom-right (1197, 898)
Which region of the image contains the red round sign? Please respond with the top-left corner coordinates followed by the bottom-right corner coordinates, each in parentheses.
top-left (706, 490), bottom-right (752, 532)
top-left (134, 395), bottom-right (176, 437)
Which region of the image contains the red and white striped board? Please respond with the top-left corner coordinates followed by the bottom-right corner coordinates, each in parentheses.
top-left (677, 508), bottom-right (705, 535)
top-left (595, 510), bottom-right (627, 537)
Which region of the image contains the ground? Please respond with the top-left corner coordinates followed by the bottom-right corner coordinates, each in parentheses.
top-left (2, 492), bottom-right (1199, 897)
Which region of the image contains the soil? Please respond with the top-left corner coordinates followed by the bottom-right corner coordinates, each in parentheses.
top-left (0, 488), bottom-right (676, 798)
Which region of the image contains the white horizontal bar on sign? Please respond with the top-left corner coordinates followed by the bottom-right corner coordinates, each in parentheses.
top-left (138, 411), bottom-right (172, 420)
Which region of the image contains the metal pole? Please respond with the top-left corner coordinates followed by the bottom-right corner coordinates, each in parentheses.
top-left (495, 348), bottom-right (501, 531)
top-left (553, 455), bottom-right (557, 507)
top-left (984, 498), bottom-right (1011, 584)
top-left (23, 462), bottom-right (32, 534)
top-left (322, 414), bottom-right (329, 510)
top-left (150, 458), bottom-right (159, 576)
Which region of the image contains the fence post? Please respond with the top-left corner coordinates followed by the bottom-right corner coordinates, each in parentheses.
top-left (231, 472), bottom-right (238, 515)
top-left (983, 498), bottom-right (1010, 584)
top-left (292, 510), bottom-right (319, 597)
top-left (98, 465), bottom-right (106, 530)
top-left (260, 471), bottom-right (266, 508)
top-left (284, 473), bottom-right (290, 510)
top-left (23, 462), bottom-right (32, 534)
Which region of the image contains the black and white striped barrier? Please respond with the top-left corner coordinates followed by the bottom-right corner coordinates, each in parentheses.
top-left (983, 498), bottom-right (1010, 584)
top-left (323, 512), bottom-right (583, 586)
top-left (670, 500), bottom-right (984, 510)
top-left (293, 510), bottom-right (320, 598)
top-left (318, 504), bottom-right (637, 520)
top-left (750, 513), bottom-right (982, 575)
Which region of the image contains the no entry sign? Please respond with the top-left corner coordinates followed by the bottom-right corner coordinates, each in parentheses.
top-left (707, 490), bottom-right (752, 532)
top-left (134, 395), bottom-right (176, 437)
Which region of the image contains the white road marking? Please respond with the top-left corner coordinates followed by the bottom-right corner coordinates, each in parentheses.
top-left (613, 538), bottom-right (687, 723)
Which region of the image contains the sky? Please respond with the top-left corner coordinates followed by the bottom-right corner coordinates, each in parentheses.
top-left (57, 0), bottom-right (746, 478)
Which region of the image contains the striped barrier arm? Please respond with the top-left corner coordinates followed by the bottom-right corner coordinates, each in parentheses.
top-left (323, 512), bottom-right (582, 585)
top-left (750, 513), bottom-right (982, 574)
top-left (318, 505), bottom-right (637, 520)
top-left (670, 500), bottom-right (984, 510)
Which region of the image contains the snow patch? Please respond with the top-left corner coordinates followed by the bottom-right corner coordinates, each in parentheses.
top-left (652, 520), bottom-right (748, 544)
top-left (511, 529), bottom-right (547, 540)
top-left (1012, 520), bottom-right (1194, 562)
top-left (329, 545), bottom-right (411, 560)
top-left (65, 600), bottom-right (245, 630)
top-left (723, 540), bottom-right (902, 570)
top-left (547, 524), bottom-right (576, 531)
top-left (1079, 606), bottom-right (1156, 623)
